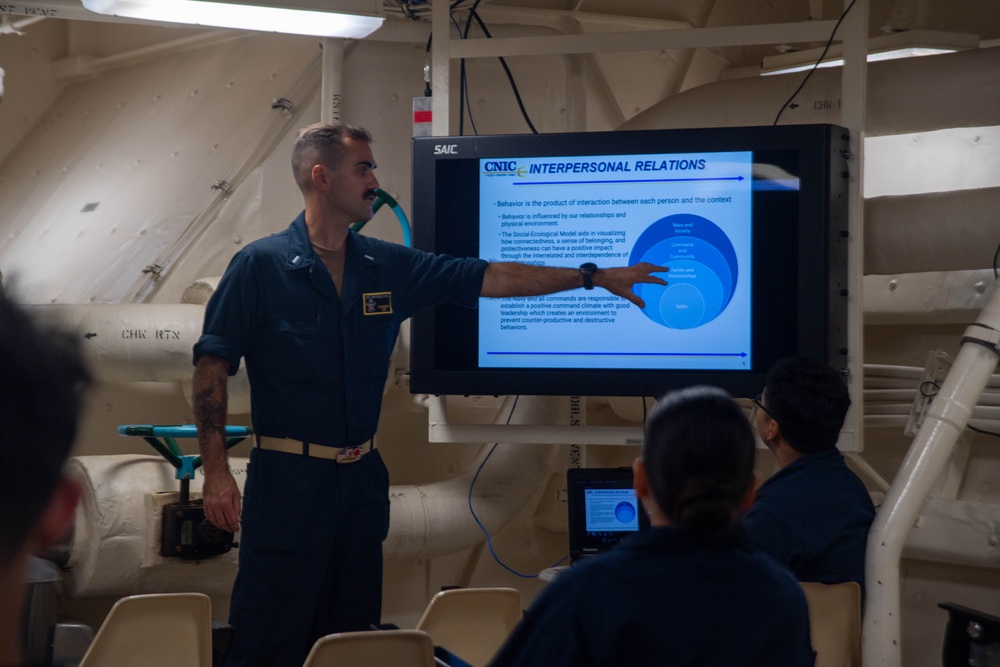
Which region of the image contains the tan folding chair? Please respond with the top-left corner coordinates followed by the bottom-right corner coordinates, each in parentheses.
top-left (416, 587), bottom-right (523, 667)
top-left (78, 592), bottom-right (213, 667)
top-left (302, 629), bottom-right (435, 667)
top-left (799, 581), bottom-right (862, 667)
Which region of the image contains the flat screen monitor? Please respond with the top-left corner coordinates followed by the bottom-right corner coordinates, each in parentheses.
top-left (410, 124), bottom-right (849, 398)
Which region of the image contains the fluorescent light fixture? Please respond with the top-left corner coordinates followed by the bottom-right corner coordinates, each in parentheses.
top-left (761, 29), bottom-right (979, 76)
top-left (82, 0), bottom-right (384, 38)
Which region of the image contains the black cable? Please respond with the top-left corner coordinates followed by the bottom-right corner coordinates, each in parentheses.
top-left (462, 0), bottom-right (482, 39)
top-left (394, 0), bottom-right (427, 21)
top-left (423, 0), bottom-right (538, 135)
top-left (773, 0), bottom-right (859, 126)
top-left (919, 380), bottom-right (1000, 438)
top-left (918, 381), bottom-right (940, 398)
top-left (459, 0), bottom-right (484, 136)
top-left (460, 57), bottom-right (479, 135)
top-left (422, 2), bottom-right (473, 132)
top-left (968, 424), bottom-right (1000, 439)
top-left (992, 240), bottom-right (999, 279)
top-left (469, 9), bottom-right (538, 134)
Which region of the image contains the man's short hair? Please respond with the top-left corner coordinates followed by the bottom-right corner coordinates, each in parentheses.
top-left (763, 357), bottom-right (851, 452)
top-left (291, 121), bottom-right (373, 193)
top-left (0, 294), bottom-right (90, 565)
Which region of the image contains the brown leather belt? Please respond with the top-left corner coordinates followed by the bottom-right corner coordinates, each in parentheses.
top-left (255, 436), bottom-right (372, 464)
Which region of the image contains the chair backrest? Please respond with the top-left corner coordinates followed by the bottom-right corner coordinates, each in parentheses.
top-left (415, 587), bottom-right (523, 667)
top-left (78, 592), bottom-right (213, 667)
top-left (799, 581), bottom-right (862, 667)
top-left (302, 629), bottom-right (435, 667)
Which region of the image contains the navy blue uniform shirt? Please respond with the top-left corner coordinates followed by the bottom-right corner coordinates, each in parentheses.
top-left (744, 448), bottom-right (876, 588)
top-left (194, 212), bottom-right (487, 447)
top-left (489, 526), bottom-right (815, 667)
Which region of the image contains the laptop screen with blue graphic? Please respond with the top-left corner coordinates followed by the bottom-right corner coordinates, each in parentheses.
top-left (567, 467), bottom-right (649, 562)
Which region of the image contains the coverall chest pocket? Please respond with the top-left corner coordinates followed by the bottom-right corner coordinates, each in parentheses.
top-left (268, 315), bottom-right (328, 382)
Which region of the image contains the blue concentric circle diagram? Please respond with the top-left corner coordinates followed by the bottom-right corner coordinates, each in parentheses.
top-left (614, 501), bottom-right (637, 524)
top-left (628, 213), bottom-right (739, 330)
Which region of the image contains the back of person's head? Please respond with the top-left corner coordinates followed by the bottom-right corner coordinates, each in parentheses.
top-left (642, 385), bottom-right (755, 534)
top-left (0, 293), bottom-right (90, 566)
top-left (763, 356), bottom-right (850, 452)
top-left (291, 120), bottom-right (373, 193)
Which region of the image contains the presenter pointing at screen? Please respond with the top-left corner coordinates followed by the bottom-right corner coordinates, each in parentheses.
top-left (192, 120), bottom-right (669, 667)
top-left (480, 258), bottom-right (666, 306)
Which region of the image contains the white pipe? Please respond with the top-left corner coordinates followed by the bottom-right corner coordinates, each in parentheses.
top-left (26, 304), bottom-right (206, 383)
top-left (864, 270), bottom-right (997, 325)
top-left (64, 454), bottom-right (245, 598)
top-left (321, 38), bottom-right (344, 122)
top-left (863, 365), bottom-right (926, 380)
top-left (845, 451), bottom-right (891, 493)
top-left (620, 46), bottom-right (1000, 138)
top-left (865, 187), bottom-right (1000, 274)
top-left (384, 395), bottom-right (559, 562)
top-left (26, 302), bottom-right (254, 412)
top-left (863, 284), bottom-right (1000, 667)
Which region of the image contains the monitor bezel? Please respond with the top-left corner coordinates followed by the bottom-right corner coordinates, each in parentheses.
top-left (409, 124), bottom-right (849, 398)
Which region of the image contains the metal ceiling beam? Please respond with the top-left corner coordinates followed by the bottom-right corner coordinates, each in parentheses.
top-left (446, 19), bottom-right (839, 59)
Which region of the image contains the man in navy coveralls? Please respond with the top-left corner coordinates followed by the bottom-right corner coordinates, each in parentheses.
top-left (744, 357), bottom-right (876, 588)
top-left (191, 121), bottom-right (669, 667)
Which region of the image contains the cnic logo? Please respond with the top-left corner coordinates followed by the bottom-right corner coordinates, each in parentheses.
top-left (433, 144), bottom-right (459, 155)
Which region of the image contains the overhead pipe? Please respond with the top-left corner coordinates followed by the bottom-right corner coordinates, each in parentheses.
top-left (384, 395), bottom-right (559, 562)
top-left (27, 303), bottom-right (208, 384)
top-left (321, 38), bottom-right (344, 123)
top-left (864, 270), bottom-right (996, 325)
top-left (620, 46), bottom-right (1000, 137)
top-left (864, 187), bottom-right (1000, 275)
top-left (26, 301), bottom-right (254, 413)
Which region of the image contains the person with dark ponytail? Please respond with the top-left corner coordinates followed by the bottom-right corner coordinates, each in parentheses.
top-left (488, 386), bottom-right (815, 667)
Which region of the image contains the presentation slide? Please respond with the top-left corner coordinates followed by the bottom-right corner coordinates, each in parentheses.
top-left (478, 150), bottom-right (753, 371)
top-left (584, 488), bottom-right (640, 533)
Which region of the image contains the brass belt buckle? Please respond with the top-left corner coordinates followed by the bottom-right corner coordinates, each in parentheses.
top-left (336, 446), bottom-right (362, 464)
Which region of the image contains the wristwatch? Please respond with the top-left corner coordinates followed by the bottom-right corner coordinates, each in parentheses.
top-left (579, 262), bottom-right (597, 290)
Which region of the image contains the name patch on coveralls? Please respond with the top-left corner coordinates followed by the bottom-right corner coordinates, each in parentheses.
top-left (363, 292), bottom-right (393, 315)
